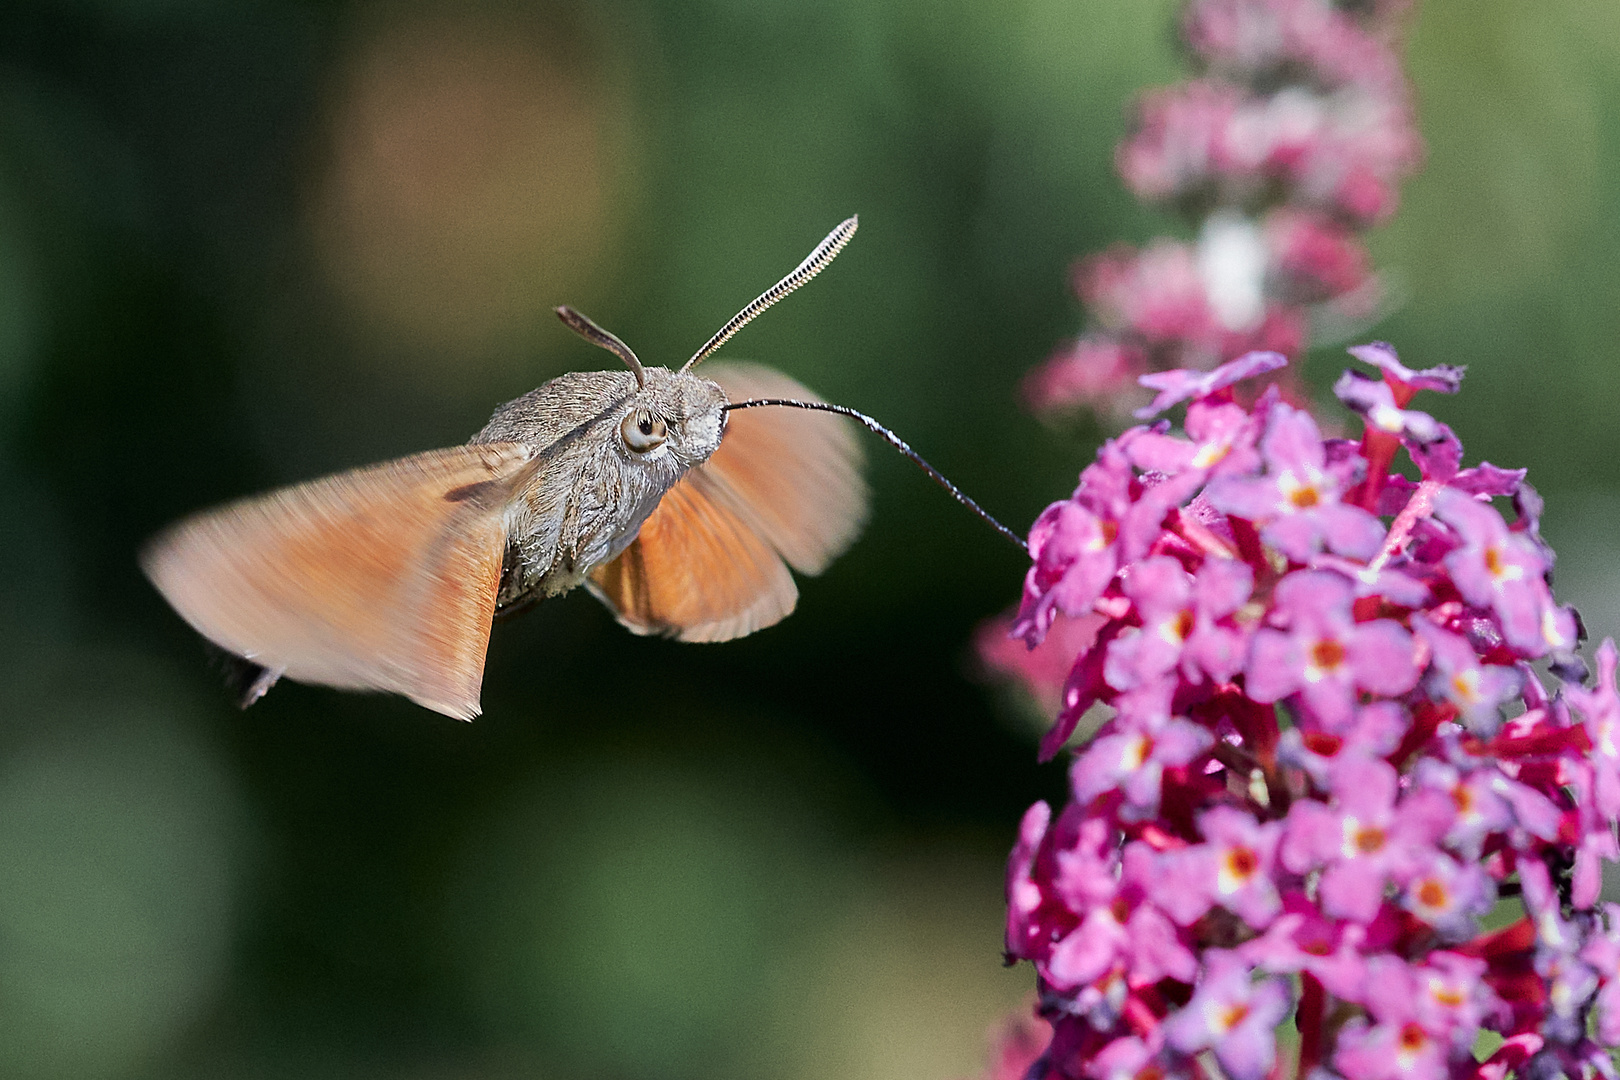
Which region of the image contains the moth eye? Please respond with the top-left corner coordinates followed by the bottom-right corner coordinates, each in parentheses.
top-left (620, 409), bottom-right (668, 454)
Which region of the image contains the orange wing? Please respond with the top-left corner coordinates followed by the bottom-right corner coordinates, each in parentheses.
top-left (140, 443), bottom-right (535, 720)
top-left (586, 468), bottom-right (798, 642)
top-left (702, 362), bottom-right (867, 574)
top-left (587, 363), bottom-right (866, 642)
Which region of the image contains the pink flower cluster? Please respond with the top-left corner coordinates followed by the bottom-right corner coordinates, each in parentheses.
top-left (1024, 0), bottom-right (1422, 418)
top-left (999, 346), bottom-right (1620, 1080)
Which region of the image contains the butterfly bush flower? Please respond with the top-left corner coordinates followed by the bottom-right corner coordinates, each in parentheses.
top-left (989, 347), bottom-right (1620, 1080)
top-left (1022, 0), bottom-right (1421, 419)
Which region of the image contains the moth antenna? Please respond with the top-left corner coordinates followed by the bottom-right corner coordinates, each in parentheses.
top-left (556, 305), bottom-right (646, 389)
top-left (723, 398), bottom-right (1027, 552)
top-left (682, 216), bottom-right (858, 373)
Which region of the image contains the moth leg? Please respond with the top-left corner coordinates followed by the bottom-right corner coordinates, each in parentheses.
top-left (492, 552), bottom-right (547, 621)
top-left (492, 589), bottom-right (546, 621)
top-left (203, 640), bottom-right (285, 709)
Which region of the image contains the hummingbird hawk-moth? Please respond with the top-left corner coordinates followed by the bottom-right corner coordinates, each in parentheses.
top-left (142, 218), bottom-right (1020, 720)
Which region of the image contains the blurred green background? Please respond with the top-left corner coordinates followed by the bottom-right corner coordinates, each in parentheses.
top-left (1, 0), bottom-right (1619, 1077)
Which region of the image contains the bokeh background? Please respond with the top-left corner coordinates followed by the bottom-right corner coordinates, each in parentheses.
top-left (1, 1), bottom-right (1618, 1077)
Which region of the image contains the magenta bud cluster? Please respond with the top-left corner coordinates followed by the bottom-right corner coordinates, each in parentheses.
top-left (1024, 0), bottom-right (1423, 419)
top-left (1001, 346), bottom-right (1620, 1080)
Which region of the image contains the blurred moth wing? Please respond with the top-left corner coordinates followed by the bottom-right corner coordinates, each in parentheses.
top-left (586, 363), bottom-right (866, 641)
top-left (140, 443), bottom-right (536, 720)
top-left (585, 468), bottom-right (798, 642)
top-left (699, 363), bottom-right (866, 575)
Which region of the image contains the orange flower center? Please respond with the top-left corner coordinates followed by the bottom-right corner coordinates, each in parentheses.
top-left (1416, 879), bottom-right (1448, 909)
top-left (1451, 672), bottom-right (1480, 703)
top-left (1123, 734), bottom-right (1155, 771)
top-left (1399, 1023), bottom-right (1428, 1053)
top-left (1303, 732), bottom-right (1343, 756)
top-left (1220, 1004), bottom-right (1251, 1031)
top-left (1432, 986), bottom-right (1465, 1008)
top-left (1353, 826), bottom-right (1386, 854)
top-left (1226, 846), bottom-right (1259, 880)
top-left (1290, 486), bottom-right (1321, 509)
top-left (1311, 638), bottom-right (1347, 672)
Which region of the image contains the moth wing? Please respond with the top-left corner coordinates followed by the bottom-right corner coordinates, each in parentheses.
top-left (586, 362), bottom-right (866, 642)
top-left (701, 362), bottom-right (867, 574)
top-left (587, 468), bottom-right (798, 643)
top-left (140, 443), bottom-right (535, 720)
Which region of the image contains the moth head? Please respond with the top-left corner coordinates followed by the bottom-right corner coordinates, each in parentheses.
top-left (625, 367), bottom-right (727, 467)
top-left (547, 307), bottom-right (717, 468)
top-left (619, 408), bottom-right (667, 454)
top-left (555, 216), bottom-right (857, 470)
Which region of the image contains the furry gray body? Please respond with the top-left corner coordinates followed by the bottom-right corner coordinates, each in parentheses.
top-left (470, 366), bottom-right (728, 609)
